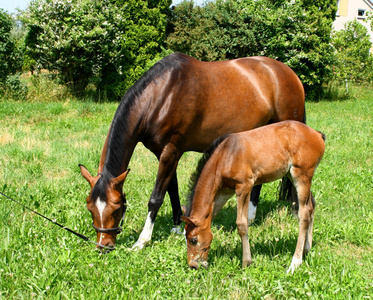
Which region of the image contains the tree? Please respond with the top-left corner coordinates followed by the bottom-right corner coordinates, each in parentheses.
top-left (22, 0), bottom-right (171, 99)
top-left (167, 0), bottom-right (261, 61)
top-left (332, 19), bottom-right (373, 83)
top-left (0, 9), bottom-right (23, 83)
top-left (167, 0), bottom-right (337, 100)
top-left (98, 0), bottom-right (172, 99)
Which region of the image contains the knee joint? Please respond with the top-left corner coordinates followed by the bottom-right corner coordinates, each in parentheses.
top-left (148, 197), bottom-right (164, 211)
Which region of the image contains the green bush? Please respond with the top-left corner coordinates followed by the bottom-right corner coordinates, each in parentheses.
top-left (21, 0), bottom-right (172, 100)
top-left (0, 9), bottom-right (23, 83)
top-left (1, 74), bottom-right (28, 100)
top-left (331, 19), bottom-right (373, 84)
top-left (167, 0), bottom-right (337, 100)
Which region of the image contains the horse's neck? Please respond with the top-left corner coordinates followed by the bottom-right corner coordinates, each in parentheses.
top-left (190, 176), bottom-right (217, 221)
top-left (100, 99), bottom-right (144, 177)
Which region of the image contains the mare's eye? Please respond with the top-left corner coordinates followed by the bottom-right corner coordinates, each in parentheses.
top-left (189, 237), bottom-right (198, 245)
top-left (113, 208), bottom-right (121, 217)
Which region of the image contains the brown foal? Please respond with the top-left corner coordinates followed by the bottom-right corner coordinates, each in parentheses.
top-left (182, 121), bottom-right (325, 273)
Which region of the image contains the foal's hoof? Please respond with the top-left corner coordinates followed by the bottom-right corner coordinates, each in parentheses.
top-left (287, 256), bottom-right (302, 274)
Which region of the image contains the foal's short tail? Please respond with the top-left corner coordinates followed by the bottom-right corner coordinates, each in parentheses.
top-left (318, 131), bottom-right (326, 142)
top-left (278, 106), bottom-right (308, 203)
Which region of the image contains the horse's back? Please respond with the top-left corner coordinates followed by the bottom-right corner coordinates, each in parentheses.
top-left (231, 121), bottom-right (325, 165)
top-left (216, 121), bottom-right (325, 185)
top-left (162, 55), bottom-right (304, 150)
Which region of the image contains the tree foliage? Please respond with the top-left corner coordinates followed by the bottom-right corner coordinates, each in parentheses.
top-left (167, 0), bottom-right (337, 100)
top-left (0, 9), bottom-right (23, 83)
top-left (22, 0), bottom-right (171, 99)
top-left (331, 19), bottom-right (373, 83)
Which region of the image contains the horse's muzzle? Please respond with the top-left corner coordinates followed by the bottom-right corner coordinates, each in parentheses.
top-left (189, 259), bottom-right (208, 270)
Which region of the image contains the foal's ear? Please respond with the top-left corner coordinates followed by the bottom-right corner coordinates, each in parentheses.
top-left (79, 164), bottom-right (95, 188)
top-left (112, 169), bottom-right (130, 189)
top-left (181, 216), bottom-right (199, 227)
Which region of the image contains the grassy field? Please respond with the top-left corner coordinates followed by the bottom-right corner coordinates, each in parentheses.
top-left (0, 85), bottom-right (372, 299)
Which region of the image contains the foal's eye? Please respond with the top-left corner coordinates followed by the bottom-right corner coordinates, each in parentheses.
top-left (189, 237), bottom-right (198, 245)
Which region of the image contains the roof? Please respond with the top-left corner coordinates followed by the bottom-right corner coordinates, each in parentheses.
top-left (364, 0), bottom-right (373, 10)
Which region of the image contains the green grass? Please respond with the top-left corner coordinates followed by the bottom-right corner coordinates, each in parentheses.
top-left (0, 85), bottom-right (372, 299)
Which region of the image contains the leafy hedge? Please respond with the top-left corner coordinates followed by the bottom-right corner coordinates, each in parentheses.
top-left (21, 0), bottom-right (171, 99)
top-left (167, 0), bottom-right (337, 100)
top-left (7, 0), bottom-right (372, 101)
top-left (331, 19), bottom-right (373, 84)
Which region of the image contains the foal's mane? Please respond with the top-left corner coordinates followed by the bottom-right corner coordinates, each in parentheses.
top-left (185, 135), bottom-right (230, 217)
top-left (103, 53), bottom-right (190, 178)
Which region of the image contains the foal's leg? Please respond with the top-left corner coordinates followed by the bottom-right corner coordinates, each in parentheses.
top-left (249, 185), bottom-right (261, 224)
top-left (304, 191), bottom-right (316, 254)
top-left (287, 173), bottom-right (314, 274)
top-left (236, 184), bottom-right (253, 268)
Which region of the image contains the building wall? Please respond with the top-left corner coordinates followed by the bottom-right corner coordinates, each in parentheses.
top-left (333, 0), bottom-right (373, 49)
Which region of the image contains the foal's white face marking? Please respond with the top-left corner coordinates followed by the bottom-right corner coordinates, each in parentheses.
top-left (96, 197), bottom-right (107, 244)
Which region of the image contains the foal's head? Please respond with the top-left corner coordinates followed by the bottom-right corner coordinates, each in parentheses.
top-left (79, 165), bottom-right (129, 250)
top-left (182, 216), bottom-right (213, 269)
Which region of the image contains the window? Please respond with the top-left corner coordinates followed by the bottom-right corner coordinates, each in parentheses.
top-left (358, 9), bottom-right (366, 18)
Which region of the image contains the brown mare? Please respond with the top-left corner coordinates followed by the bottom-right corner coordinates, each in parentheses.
top-left (79, 53), bottom-right (305, 250)
top-left (182, 121), bottom-right (325, 273)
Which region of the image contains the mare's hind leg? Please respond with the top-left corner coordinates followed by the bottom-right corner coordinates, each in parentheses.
top-left (236, 184), bottom-right (253, 268)
top-left (287, 172), bottom-right (315, 274)
top-left (248, 184), bottom-right (261, 224)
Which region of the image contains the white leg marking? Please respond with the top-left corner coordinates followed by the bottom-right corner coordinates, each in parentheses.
top-left (171, 224), bottom-right (184, 234)
top-left (287, 256), bottom-right (303, 274)
top-left (132, 213), bottom-right (154, 250)
top-left (248, 201), bottom-right (257, 224)
top-left (96, 197), bottom-right (107, 244)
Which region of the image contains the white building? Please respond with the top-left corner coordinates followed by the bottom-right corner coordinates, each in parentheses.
top-left (334, 0), bottom-right (373, 50)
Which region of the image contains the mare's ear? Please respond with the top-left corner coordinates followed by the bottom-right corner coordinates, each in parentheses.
top-left (79, 164), bottom-right (95, 188)
top-left (181, 216), bottom-right (199, 227)
top-left (112, 169), bottom-right (130, 189)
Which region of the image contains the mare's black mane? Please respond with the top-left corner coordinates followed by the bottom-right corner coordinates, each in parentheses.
top-left (102, 53), bottom-right (190, 180)
top-left (185, 134), bottom-right (230, 216)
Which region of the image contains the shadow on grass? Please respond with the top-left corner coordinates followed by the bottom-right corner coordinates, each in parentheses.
top-left (116, 192), bottom-right (297, 251)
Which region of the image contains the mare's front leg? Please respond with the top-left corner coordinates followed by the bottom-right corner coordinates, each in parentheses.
top-left (168, 172), bottom-right (184, 234)
top-left (132, 143), bottom-right (181, 250)
top-left (236, 184), bottom-right (253, 268)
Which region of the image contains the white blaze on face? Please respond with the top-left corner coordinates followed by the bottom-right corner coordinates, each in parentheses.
top-left (96, 197), bottom-right (107, 244)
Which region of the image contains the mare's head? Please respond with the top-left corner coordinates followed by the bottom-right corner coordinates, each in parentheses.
top-left (79, 164), bottom-right (130, 250)
top-left (182, 216), bottom-right (213, 269)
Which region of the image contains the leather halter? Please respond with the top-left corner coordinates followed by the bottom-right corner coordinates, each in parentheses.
top-left (91, 212), bottom-right (125, 235)
top-left (92, 223), bottom-right (122, 234)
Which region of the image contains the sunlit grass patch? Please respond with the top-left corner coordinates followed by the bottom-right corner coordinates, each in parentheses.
top-left (0, 87), bottom-right (372, 299)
